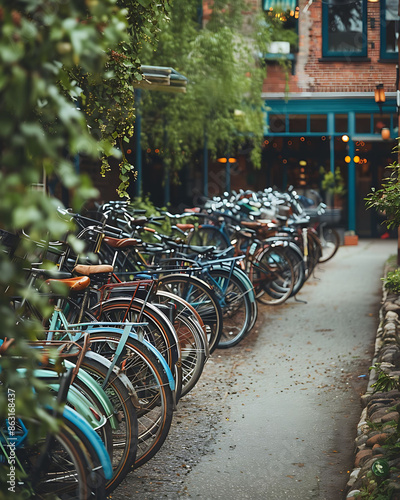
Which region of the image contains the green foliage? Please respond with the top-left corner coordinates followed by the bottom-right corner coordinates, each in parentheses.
top-left (319, 166), bottom-right (346, 197)
top-left (370, 364), bottom-right (400, 393)
top-left (382, 269), bottom-right (400, 294)
top-left (0, 2), bottom-right (168, 496)
top-left (138, 0), bottom-right (272, 175)
top-left (129, 195), bottom-right (172, 236)
top-left (365, 163), bottom-right (400, 230)
top-left (356, 480), bottom-right (399, 500)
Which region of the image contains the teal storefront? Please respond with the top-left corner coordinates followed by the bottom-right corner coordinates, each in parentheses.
top-left (263, 97), bottom-right (397, 236)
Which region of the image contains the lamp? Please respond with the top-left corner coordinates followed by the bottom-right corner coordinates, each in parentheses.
top-left (381, 128), bottom-right (391, 140)
top-left (375, 84), bottom-right (386, 113)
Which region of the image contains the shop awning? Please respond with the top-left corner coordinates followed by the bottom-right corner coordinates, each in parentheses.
top-left (133, 65), bottom-right (187, 93)
top-left (263, 0), bottom-right (297, 12)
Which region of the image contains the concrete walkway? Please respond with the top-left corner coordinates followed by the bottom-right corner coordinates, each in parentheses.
top-left (180, 239), bottom-right (395, 500)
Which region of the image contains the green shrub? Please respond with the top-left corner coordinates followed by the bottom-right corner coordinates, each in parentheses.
top-left (383, 269), bottom-right (400, 294)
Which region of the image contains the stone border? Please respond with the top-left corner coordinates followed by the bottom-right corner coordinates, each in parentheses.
top-left (346, 264), bottom-right (400, 498)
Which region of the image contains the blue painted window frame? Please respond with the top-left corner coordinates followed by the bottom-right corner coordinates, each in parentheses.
top-left (322, 0), bottom-right (368, 58)
top-left (380, 0), bottom-right (399, 60)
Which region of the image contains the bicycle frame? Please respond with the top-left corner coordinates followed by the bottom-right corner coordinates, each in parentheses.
top-left (46, 306), bottom-right (176, 393)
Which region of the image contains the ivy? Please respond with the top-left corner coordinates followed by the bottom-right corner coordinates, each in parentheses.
top-left (0, 2), bottom-right (168, 496)
top-left (137, 0), bottom-right (273, 177)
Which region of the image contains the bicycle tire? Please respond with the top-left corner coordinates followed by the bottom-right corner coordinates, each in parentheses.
top-left (154, 291), bottom-right (207, 397)
top-left (318, 226), bottom-right (340, 263)
top-left (206, 268), bottom-right (252, 349)
top-left (157, 274), bottom-right (223, 354)
top-left (9, 417), bottom-right (98, 499)
top-left (90, 298), bottom-right (183, 402)
top-left (62, 414), bottom-right (108, 499)
top-left (282, 243), bottom-right (306, 297)
top-left (250, 245), bottom-right (295, 305)
top-left (84, 332), bottom-right (174, 469)
top-left (77, 355), bottom-right (138, 493)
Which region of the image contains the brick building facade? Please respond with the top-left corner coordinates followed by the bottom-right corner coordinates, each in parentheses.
top-left (262, 0), bottom-right (399, 236)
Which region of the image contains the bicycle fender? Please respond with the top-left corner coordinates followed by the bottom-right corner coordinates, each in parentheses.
top-left (62, 406), bottom-right (113, 480)
top-left (81, 351), bottom-right (141, 415)
top-left (48, 382), bottom-right (108, 432)
top-left (83, 326), bottom-right (176, 392)
top-left (64, 358), bottom-right (119, 431)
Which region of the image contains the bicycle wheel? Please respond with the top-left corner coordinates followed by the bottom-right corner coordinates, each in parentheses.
top-left (77, 355), bottom-right (138, 493)
top-left (157, 274), bottom-right (223, 354)
top-left (85, 332), bottom-right (174, 469)
top-left (187, 225), bottom-right (230, 250)
top-left (91, 298), bottom-right (183, 402)
top-left (154, 291), bottom-right (207, 397)
top-left (305, 229), bottom-right (322, 276)
top-left (282, 243), bottom-right (306, 297)
top-left (8, 417), bottom-right (100, 499)
top-left (318, 226), bottom-right (340, 263)
top-left (250, 245), bottom-right (295, 305)
top-left (205, 268), bottom-right (252, 349)
top-left (61, 414), bottom-right (109, 500)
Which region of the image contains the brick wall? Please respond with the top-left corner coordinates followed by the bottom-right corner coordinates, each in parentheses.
top-left (263, 0), bottom-right (397, 94)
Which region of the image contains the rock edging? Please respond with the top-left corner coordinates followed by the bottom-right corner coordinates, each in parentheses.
top-left (346, 266), bottom-right (400, 499)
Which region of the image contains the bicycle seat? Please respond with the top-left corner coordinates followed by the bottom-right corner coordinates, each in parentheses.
top-left (46, 276), bottom-right (90, 291)
top-left (187, 245), bottom-right (216, 255)
top-left (176, 223), bottom-right (194, 231)
top-left (103, 236), bottom-right (139, 248)
top-left (73, 264), bottom-right (113, 276)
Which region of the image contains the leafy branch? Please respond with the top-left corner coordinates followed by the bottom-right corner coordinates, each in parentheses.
top-left (365, 163), bottom-right (400, 230)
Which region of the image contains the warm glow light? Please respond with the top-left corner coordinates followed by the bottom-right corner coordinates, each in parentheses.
top-left (381, 128), bottom-right (391, 140)
top-left (345, 156), bottom-right (351, 163)
top-left (341, 135), bottom-right (349, 143)
top-left (354, 156), bottom-right (360, 163)
top-left (375, 84), bottom-right (386, 103)
top-left (217, 157), bottom-right (237, 164)
top-left (299, 160), bottom-right (307, 166)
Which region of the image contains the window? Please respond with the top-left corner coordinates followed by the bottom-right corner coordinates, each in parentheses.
top-left (269, 114), bottom-right (286, 133)
top-left (310, 115), bottom-right (327, 133)
top-left (355, 113), bottom-right (372, 133)
top-left (335, 114), bottom-right (348, 133)
top-left (380, 0), bottom-right (399, 60)
top-left (289, 115), bottom-right (307, 132)
top-left (322, 0), bottom-right (367, 57)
